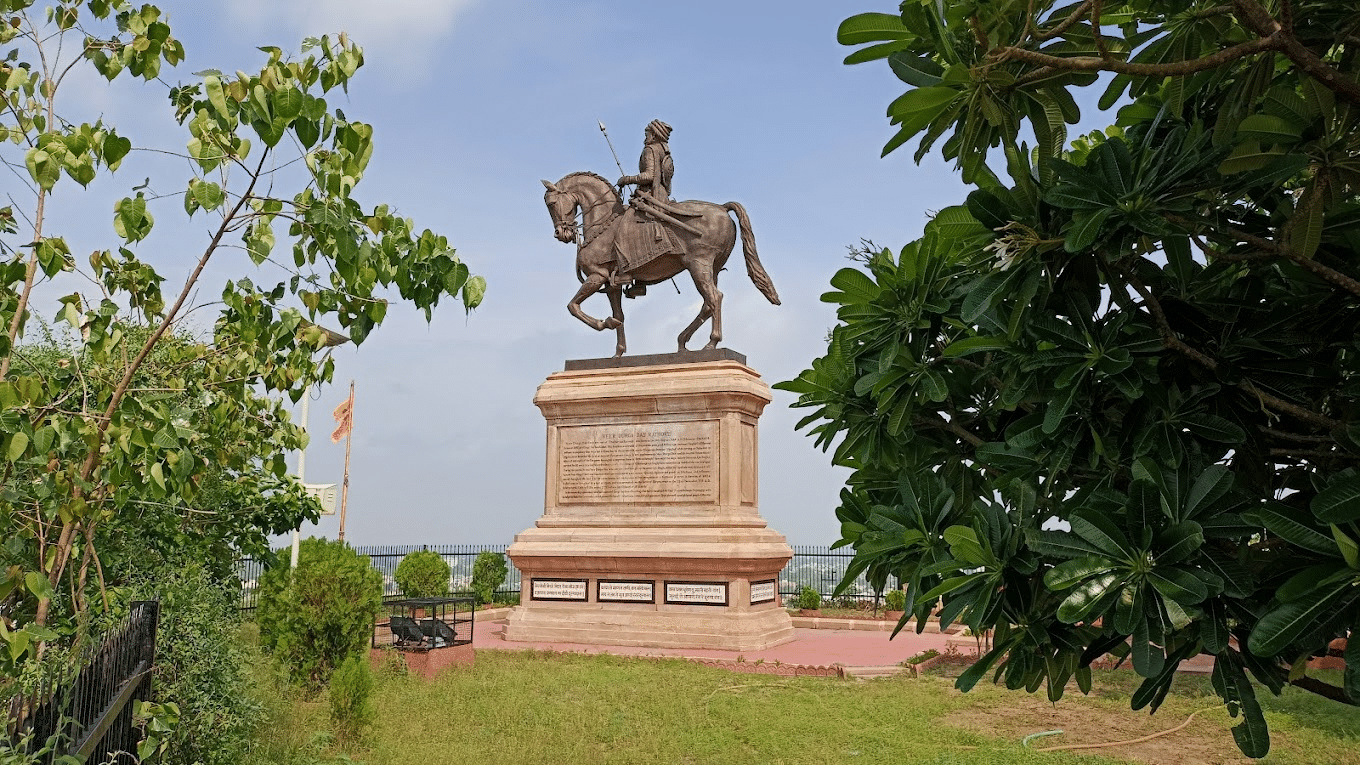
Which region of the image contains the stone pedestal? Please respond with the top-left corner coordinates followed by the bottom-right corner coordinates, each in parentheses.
top-left (504, 352), bottom-right (794, 651)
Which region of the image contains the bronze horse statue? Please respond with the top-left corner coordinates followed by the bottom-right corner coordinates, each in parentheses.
top-left (542, 171), bottom-right (780, 357)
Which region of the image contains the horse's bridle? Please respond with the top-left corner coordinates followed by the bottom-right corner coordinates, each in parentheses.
top-left (551, 189), bottom-right (622, 248)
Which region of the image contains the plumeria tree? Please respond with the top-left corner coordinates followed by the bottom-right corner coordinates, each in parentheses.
top-left (0, 0), bottom-right (483, 671)
top-left (781, 2), bottom-right (1360, 756)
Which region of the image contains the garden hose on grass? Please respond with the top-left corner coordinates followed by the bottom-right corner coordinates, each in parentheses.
top-left (1021, 730), bottom-right (1064, 747)
top-left (1030, 708), bottom-right (1215, 753)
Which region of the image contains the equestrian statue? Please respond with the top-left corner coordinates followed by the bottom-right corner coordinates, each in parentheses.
top-left (542, 120), bottom-right (780, 357)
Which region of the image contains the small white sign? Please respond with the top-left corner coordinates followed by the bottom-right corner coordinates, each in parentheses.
top-left (598, 581), bottom-right (654, 603)
top-left (665, 581), bottom-right (728, 606)
top-left (531, 579), bottom-right (588, 601)
top-left (303, 483), bottom-right (338, 515)
top-left (750, 581), bottom-right (776, 605)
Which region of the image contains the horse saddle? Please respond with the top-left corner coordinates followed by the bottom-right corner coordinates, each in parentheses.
top-left (613, 215), bottom-right (685, 278)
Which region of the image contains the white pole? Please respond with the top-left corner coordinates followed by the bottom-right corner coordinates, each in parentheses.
top-left (290, 390), bottom-right (311, 568)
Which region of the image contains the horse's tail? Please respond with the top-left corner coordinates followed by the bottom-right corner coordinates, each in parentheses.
top-left (723, 201), bottom-right (780, 305)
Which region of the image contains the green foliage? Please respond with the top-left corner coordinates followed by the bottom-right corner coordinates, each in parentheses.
top-left (393, 549), bottom-right (449, 599)
top-left (796, 586), bottom-right (821, 611)
top-left (0, 2), bottom-right (483, 668)
top-left (257, 538), bottom-right (382, 690)
top-left (788, 2), bottom-right (1360, 757)
top-left (470, 551), bottom-right (508, 605)
top-left (884, 588), bottom-right (906, 612)
top-left (328, 653), bottom-right (375, 747)
top-left (133, 563), bottom-right (261, 765)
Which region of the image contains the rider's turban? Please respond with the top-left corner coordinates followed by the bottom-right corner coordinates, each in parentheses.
top-left (646, 119), bottom-right (673, 142)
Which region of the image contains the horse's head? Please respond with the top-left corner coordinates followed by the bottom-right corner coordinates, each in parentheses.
top-left (542, 179), bottom-right (578, 243)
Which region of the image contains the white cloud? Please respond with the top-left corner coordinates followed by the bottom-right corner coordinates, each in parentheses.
top-left (224, 0), bottom-right (478, 74)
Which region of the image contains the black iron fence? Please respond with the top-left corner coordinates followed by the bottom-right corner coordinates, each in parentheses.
top-left (779, 545), bottom-right (876, 604)
top-left (237, 544), bottom-right (875, 611)
top-left (4, 600), bottom-right (159, 763)
top-left (236, 545), bottom-right (522, 612)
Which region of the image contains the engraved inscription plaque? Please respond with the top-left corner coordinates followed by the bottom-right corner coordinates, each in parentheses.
top-left (750, 580), bottom-right (776, 604)
top-left (531, 578), bottom-right (588, 601)
top-left (558, 421), bottom-right (718, 504)
top-left (665, 581), bottom-right (729, 606)
top-left (598, 580), bottom-right (655, 603)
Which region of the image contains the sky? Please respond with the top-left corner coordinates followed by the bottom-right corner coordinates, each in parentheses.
top-left (14, 2), bottom-right (986, 545)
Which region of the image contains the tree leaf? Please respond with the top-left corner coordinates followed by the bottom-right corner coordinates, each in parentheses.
top-left (1245, 505), bottom-right (1340, 555)
top-left (942, 335), bottom-right (1008, 357)
top-left (1182, 414), bottom-right (1246, 444)
top-left (462, 275), bottom-right (486, 311)
top-left (6, 431), bottom-right (28, 462)
top-left (838, 12), bottom-right (912, 45)
top-left (1071, 512), bottom-right (1134, 558)
top-left (192, 179), bottom-right (224, 211)
top-left (1236, 114), bottom-right (1302, 144)
top-left (24, 571), bottom-right (54, 601)
top-left (1154, 522), bottom-right (1204, 565)
top-left (1063, 207), bottom-right (1112, 252)
top-left (1044, 556), bottom-right (1114, 590)
top-left (844, 39), bottom-right (914, 66)
top-left (1149, 567), bottom-right (1208, 604)
top-left (888, 52), bottom-right (944, 87)
top-left (1218, 140), bottom-right (1284, 174)
top-left (1313, 473), bottom-right (1360, 524)
top-left (1057, 571), bottom-right (1120, 623)
top-left (824, 268), bottom-right (880, 305)
top-left (1248, 582), bottom-right (1351, 657)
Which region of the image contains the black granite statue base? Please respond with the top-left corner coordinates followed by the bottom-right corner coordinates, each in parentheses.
top-left (564, 348), bottom-right (746, 371)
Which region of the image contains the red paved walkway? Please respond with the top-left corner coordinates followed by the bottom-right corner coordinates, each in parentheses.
top-left (473, 620), bottom-right (961, 670)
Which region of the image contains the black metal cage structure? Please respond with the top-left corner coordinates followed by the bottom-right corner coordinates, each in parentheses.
top-left (373, 597), bottom-right (475, 651)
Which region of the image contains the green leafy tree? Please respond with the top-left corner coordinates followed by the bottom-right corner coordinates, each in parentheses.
top-left (394, 549), bottom-right (450, 599)
top-left (257, 537), bottom-right (381, 690)
top-left (782, 2), bottom-right (1360, 756)
top-left (470, 550), bottom-right (507, 605)
top-left (0, 0), bottom-right (483, 665)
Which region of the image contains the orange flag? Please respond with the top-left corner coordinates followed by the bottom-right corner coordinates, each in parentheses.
top-left (330, 389), bottom-right (354, 443)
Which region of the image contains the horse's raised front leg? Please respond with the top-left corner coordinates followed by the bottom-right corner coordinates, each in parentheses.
top-left (567, 274), bottom-right (621, 331)
top-left (606, 285), bottom-right (627, 357)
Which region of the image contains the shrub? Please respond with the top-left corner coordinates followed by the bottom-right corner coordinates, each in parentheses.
top-left (884, 589), bottom-right (906, 612)
top-left (257, 538), bottom-right (382, 690)
top-left (393, 550), bottom-right (450, 598)
top-left (904, 648), bottom-right (939, 666)
top-left (470, 551), bottom-right (508, 605)
top-left (99, 560), bottom-right (261, 765)
top-left (329, 653), bottom-right (376, 747)
top-left (796, 586), bottom-right (821, 610)
top-left (149, 565), bottom-right (262, 765)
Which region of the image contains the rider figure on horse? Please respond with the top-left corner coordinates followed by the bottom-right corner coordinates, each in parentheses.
top-left (618, 119), bottom-right (675, 205)
top-left (613, 120), bottom-right (700, 298)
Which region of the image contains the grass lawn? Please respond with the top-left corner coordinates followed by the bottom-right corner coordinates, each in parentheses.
top-left (241, 632), bottom-right (1360, 765)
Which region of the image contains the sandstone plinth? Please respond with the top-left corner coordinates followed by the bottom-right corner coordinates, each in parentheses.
top-left (504, 357), bottom-right (794, 651)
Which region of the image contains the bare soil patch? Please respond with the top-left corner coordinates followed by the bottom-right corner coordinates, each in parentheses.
top-left (942, 699), bottom-right (1247, 765)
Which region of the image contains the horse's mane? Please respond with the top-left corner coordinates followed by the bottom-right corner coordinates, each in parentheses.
top-left (562, 170), bottom-right (612, 187)
top-left (560, 170), bottom-right (619, 203)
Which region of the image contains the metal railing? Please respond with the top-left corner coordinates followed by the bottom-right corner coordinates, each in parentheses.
top-left (779, 545), bottom-right (877, 604)
top-left (236, 545), bottom-right (522, 612)
top-left (237, 544), bottom-right (877, 611)
top-left (4, 600), bottom-right (159, 763)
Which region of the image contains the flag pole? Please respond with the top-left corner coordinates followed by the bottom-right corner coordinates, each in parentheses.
top-left (338, 379), bottom-right (354, 541)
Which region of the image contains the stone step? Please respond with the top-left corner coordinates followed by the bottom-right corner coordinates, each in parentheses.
top-left (843, 664), bottom-right (910, 680)
top-left (789, 615), bottom-right (963, 634)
